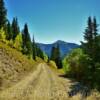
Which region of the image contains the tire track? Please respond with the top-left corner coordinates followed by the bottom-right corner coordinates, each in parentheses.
top-left (0, 64), bottom-right (43, 100)
top-left (0, 63), bottom-right (85, 100)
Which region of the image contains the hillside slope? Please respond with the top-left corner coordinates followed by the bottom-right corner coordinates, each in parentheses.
top-left (0, 42), bottom-right (36, 90)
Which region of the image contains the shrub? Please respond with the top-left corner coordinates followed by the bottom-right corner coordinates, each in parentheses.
top-left (14, 33), bottom-right (22, 51)
top-left (63, 48), bottom-right (92, 81)
top-left (0, 28), bottom-right (6, 42)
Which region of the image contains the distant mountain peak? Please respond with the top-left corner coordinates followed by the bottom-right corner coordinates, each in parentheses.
top-left (37, 40), bottom-right (79, 58)
top-left (53, 40), bottom-right (67, 44)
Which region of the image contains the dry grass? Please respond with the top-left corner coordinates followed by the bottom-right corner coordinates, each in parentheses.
top-left (0, 41), bottom-right (37, 90)
top-left (48, 60), bottom-right (65, 75)
top-left (48, 60), bottom-right (57, 69)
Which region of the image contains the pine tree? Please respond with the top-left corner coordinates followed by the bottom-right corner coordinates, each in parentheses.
top-left (92, 17), bottom-right (99, 62)
top-left (55, 44), bottom-right (62, 68)
top-left (81, 17), bottom-right (99, 60)
top-left (36, 46), bottom-right (44, 60)
top-left (81, 16), bottom-right (99, 87)
top-left (93, 17), bottom-right (98, 37)
top-left (81, 17), bottom-right (93, 57)
top-left (6, 20), bottom-right (12, 40)
top-left (32, 35), bottom-right (36, 60)
top-left (12, 17), bottom-right (20, 40)
top-left (0, 0), bottom-right (7, 28)
top-left (22, 23), bottom-right (32, 59)
top-left (50, 44), bottom-right (62, 69)
top-left (50, 46), bottom-right (56, 61)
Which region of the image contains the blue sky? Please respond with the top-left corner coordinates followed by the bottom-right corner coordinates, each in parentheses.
top-left (5, 0), bottom-right (100, 44)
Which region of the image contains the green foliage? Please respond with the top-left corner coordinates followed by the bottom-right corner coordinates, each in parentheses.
top-left (14, 33), bottom-right (22, 51)
top-left (50, 46), bottom-right (56, 61)
top-left (62, 17), bottom-right (100, 90)
top-left (81, 17), bottom-right (98, 59)
top-left (22, 23), bottom-right (32, 59)
top-left (32, 35), bottom-right (36, 60)
top-left (26, 41), bottom-right (32, 59)
top-left (36, 46), bottom-right (44, 60)
top-left (50, 44), bottom-right (62, 69)
top-left (6, 21), bottom-right (12, 40)
top-left (12, 17), bottom-right (20, 40)
top-left (8, 39), bottom-right (14, 47)
top-left (81, 17), bottom-right (100, 88)
top-left (63, 56), bottom-right (70, 74)
top-left (63, 48), bottom-right (93, 83)
top-left (48, 60), bottom-right (57, 69)
top-left (0, 27), bottom-right (6, 42)
top-left (43, 52), bottom-right (48, 62)
top-left (63, 49), bottom-right (82, 75)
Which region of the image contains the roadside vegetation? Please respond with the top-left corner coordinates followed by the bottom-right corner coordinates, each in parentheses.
top-left (63, 17), bottom-right (100, 91)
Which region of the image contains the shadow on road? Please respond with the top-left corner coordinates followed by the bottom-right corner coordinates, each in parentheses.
top-left (59, 75), bottom-right (91, 98)
top-left (68, 83), bottom-right (91, 98)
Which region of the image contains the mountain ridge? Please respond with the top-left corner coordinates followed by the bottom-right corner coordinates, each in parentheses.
top-left (37, 40), bottom-right (79, 57)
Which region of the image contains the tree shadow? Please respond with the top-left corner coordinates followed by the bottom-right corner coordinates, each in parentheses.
top-left (59, 75), bottom-right (92, 98)
top-left (59, 74), bottom-right (67, 78)
top-left (67, 82), bottom-right (91, 98)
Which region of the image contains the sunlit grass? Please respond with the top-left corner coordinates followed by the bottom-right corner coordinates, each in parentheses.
top-left (0, 41), bottom-right (38, 90)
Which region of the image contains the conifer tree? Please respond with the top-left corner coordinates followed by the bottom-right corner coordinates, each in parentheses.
top-left (0, 0), bottom-right (7, 28)
top-left (6, 20), bottom-right (12, 40)
top-left (93, 17), bottom-right (98, 37)
top-left (50, 44), bottom-right (62, 68)
top-left (81, 17), bottom-right (93, 56)
top-left (50, 46), bottom-right (56, 61)
top-left (22, 23), bottom-right (32, 58)
top-left (32, 35), bottom-right (36, 60)
top-left (81, 16), bottom-right (99, 87)
top-left (55, 44), bottom-right (62, 68)
top-left (82, 17), bottom-right (99, 61)
top-left (12, 17), bottom-right (20, 40)
top-left (36, 46), bottom-right (44, 60)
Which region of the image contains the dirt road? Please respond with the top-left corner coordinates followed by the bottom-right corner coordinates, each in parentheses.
top-left (0, 63), bottom-right (94, 100)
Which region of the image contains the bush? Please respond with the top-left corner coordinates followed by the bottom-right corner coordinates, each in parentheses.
top-left (0, 28), bottom-right (6, 42)
top-left (14, 33), bottom-right (22, 51)
top-left (8, 39), bottom-right (14, 47)
top-left (63, 48), bottom-right (92, 81)
top-left (49, 60), bottom-right (57, 69)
